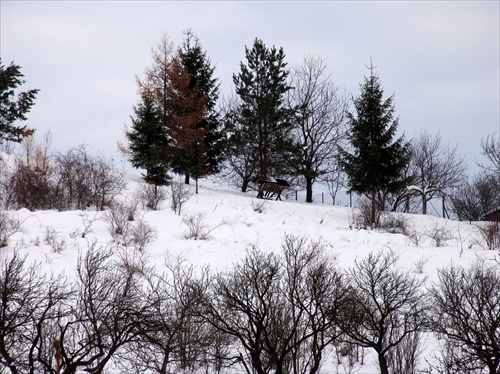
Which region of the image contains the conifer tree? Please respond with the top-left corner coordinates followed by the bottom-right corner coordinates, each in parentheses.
top-left (165, 56), bottom-right (207, 194)
top-left (125, 92), bottom-right (172, 189)
top-left (340, 62), bottom-right (411, 225)
top-left (174, 30), bottom-right (224, 187)
top-left (137, 33), bottom-right (175, 131)
top-left (0, 59), bottom-right (39, 143)
top-left (229, 38), bottom-right (293, 194)
top-left (137, 32), bottom-right (222, 194)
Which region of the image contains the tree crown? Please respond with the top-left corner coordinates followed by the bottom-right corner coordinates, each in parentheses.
top-left (0, 59), bottom-right (39, 143)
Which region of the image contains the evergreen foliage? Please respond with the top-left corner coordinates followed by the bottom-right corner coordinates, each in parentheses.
top-left (164, 56), bottom-right (207, 194)
top-left (174, 30), bottom-right (224, 186)
top-left (126, 93), bottom-right (172, 187)
top-left (229, 38), bottom-right (293, 193)
top-left (0, 59), bottom-right (39, 143)
top-left (340, 63), bottom-right (411, 225)
top-left (134, 32), bottom-right (222, 193)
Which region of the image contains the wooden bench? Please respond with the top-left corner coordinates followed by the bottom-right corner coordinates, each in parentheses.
top-left (256, 177), bottom-right (290, 200)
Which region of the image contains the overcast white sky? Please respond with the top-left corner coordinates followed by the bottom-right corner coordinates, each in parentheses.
top-left (1, 1), bottom-right (499, 175)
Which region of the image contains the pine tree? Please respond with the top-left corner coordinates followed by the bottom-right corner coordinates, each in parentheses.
top-left (174, 30), bottom-right (224, 187)
top-left (340, 63), bottom-right (411, 225)
top-left (126, 92), bottom-right (172, 188)
top-left (0, 59), bottom-right (39, 143)
top-left (230, 38), bottom-right (293, 194)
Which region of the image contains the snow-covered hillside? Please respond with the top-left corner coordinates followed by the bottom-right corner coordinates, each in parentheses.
top-left (2, 174), bottom-right (499, 373)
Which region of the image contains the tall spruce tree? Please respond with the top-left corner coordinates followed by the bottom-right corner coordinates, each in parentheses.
top-left (175, 30), bottom-right (224, 187)
top-left (340, 63), bottom-right (411, 225)
top-left (125, 92), bottom-right (172, 189)
top-left (230, 38), bottom-right (293, 194)
top-left (0, 59), bottom-right (39, 143)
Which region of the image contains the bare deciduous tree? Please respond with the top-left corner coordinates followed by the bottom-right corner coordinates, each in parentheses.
top-left (203, 235), bottom-right (347, 374)
top-left (9, 133), bottom-right (56, 210)
top-left (138, 33), bottom-right (175, 124)
top-left (54, 145), bottom-right (95, 210)
top-left (451, 173), bottom-right (500, 222)
top-left (322, 157), bottom-right (347, 205)
top-left (479, 132), bottom-right (500, 172)
top-left (170, 180), bottom-right (193, 215)
top-left (428, 260), bottom-right (500, 374)
top-left (218, 94), bottom-right (258, 193)
top-left (281, 234), bottom-right (347, 374)
top-left (204, 247), bottom-right (281, 374)
top-left (408, 131), bottom-right (467, 215)
top-left (118, 257), bottom-right (214, 374)
top-left (57, 243), bottom-right (146, 374)
top-left (0, 251), bottom-right (71, 374)
top-left (338, 250), bottom-right (427, 374)
top-left (285, 55), bottom-right (348, 203)
top-left (88, 152), bottom-right (125, 210)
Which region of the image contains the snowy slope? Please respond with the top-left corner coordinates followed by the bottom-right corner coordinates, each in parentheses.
top-left (2, 175), bottom-right (498, 373)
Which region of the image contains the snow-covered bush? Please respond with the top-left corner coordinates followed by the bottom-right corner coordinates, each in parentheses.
top-left (0, 211), bottom-right (24, 248)
top-left (137, 182), bottom-right (167, 210)
top-left (426, 220), bottom-right (453, 247)
top-left (379, 211), bottom-right (410, 234)
top-left (182, 212), bottom-right (227, 240)
top-left (128, 213), bottom-right (157, 252)
top-left (171, 181), bottom-right (193, 215)
top-left (474, 221), bottom-right (500, 251)
top-left (104, 200), bottom-right (131, 237)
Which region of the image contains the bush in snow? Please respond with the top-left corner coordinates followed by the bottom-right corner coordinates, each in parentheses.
top-left (43, 226), bottom-right (67, 253)
top-left (128, 213), bottom-right (157, 252)
top-left (54, 145), bottom-right (125, 211)
top-left (428, 260), bottom-right (500, 374)
top-left (426, 220), bottom-right (453, 247)
top-left (474, 221), bottom-right (500, 251)
top-left (171, 181), bottom-right (193, 215)
top-left (351, 198), bottom-right (381, 229)
top-left (137, 182), bottom-right (167, 210)
top-left (0, 211), bottom-right (24, 248)
top-left (104, 200), bottom-right (131, 237)
top-left (378, 211), bottom-right (410, 235)
top-left (182, 212), bottom-right (227, 241)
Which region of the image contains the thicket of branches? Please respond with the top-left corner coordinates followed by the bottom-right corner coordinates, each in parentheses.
top-left (451, 132), bottom-right (499, 222)
top-left (0, 138), bottom-right (124, 211)
top-left (1, 235), bottom-right (498, 374)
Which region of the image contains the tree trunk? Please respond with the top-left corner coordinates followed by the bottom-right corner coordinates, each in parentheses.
top-left (305, 176), bottom-right (314, 203)
top-left (488, 361), bottom-right (499, 374)
top-left (309, 347), bottom-right (322, 374)
top-left (184, 174), bottom-right (190, 185)
top-left (422, 193), bottom-right (427, 215)
top-left (241, 178), bottom-right (249, 193)
top-left (251, 348), bottom-right (266, 374)
top-left (195, 177), bottom-right (199, 194)
top-left (378, 352), bottom-right (389, 374)
top-left (371, 190), bottom-right (376, 227)
top-left (159, 351), bottom-right (170, 374)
